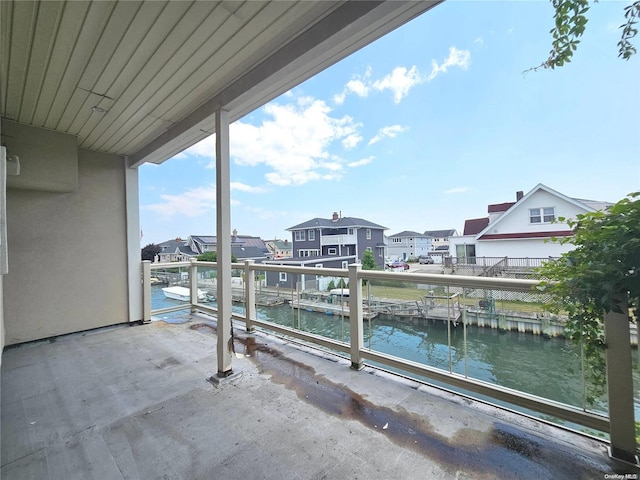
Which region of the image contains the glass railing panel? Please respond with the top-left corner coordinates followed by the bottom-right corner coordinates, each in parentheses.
top-left (149, 264), bottom-right (193, 318)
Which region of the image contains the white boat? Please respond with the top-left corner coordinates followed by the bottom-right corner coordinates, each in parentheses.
top-left (329, 288), bottom-right (349, 298)
top-left (162, 286), bottom-right (208, 302)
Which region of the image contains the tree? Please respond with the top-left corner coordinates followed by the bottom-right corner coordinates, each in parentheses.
top-left (141, 243), bottom-right (161, 261)
top-left (535, 191), bottom-right (639, 402)
top-left (197, 251), bottom-right (238, 262)
top-left (361, 250), bottom-right (378, 270)
top-left (530, 0), bottom-right (639, 71)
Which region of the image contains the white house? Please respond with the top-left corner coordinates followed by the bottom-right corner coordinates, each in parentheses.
top-left (386, 231), bottom-right (433, 260)
top-left (449, 184), bottom-right (612, 260)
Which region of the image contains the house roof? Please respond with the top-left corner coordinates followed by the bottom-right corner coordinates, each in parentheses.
top-left (2, 0), bottom-right (441, 167)
top-left (487, 202), bottom-right (516, 213)
top-left (287, 217), bottom-right (387, 231)
top-left (423, 229), bottom-right (456, 238)
top-left (268, 240), bottom-right (292, 250)
top-left (388, 231), bottom-right (424, 238)
top-left (232, 246), bottom-right (268, 260)
top-left (476, 183), bottom-right (598, 240)
top-left (463, 217), bottom-right (490, 236)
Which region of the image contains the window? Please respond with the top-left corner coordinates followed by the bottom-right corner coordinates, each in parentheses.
top-left (392, 238), bottom-right (402, 243)
top-left (366, 247), bottom-right (372, 252)
top-left (298, 249), bottom-right (319, 257)
top-left (348, 228), bottom-right (354, 235)
top-left (342, 261), bottom-right (348, 269)
top-left (294, 230), bottom-right (305, 241)
top-left (366, 228), bottom-right (371, 240)
top-left (279, 272), bottom-right (287, 282)
top-left (315, 263), bottom-right (323, 268)
top-left (530, 207), bottom-right (555, 224)
top-left (328, 247), bottom-right (337, 255)
top-left (308, 230), bottom-right (315, 241)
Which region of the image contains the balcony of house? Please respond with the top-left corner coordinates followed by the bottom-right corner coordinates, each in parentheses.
top-left (320, 233), bottom-right (357, 247)
top-left (3, 262), bottom-right (637, 479)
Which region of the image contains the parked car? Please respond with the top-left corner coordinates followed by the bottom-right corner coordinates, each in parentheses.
top-left (418, 255), bottom-right (434, 264)
top-left (386, 260), bottom-right (410, 270)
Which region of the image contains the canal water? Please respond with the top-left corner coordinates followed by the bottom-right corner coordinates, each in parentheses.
top-left (151, 286), bottom-right (640, 431)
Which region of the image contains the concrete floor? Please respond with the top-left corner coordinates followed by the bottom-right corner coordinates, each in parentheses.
top-left (2, 313), bottom-right (638, 480)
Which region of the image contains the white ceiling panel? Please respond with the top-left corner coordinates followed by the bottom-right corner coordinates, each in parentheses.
top-left (1, 0), bottom-right (442, 166)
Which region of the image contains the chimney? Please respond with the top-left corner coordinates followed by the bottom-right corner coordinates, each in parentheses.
top-left (232, 228), bottom-right (238, 238)
top-left (516, 191), bottom-right (524, 201)
top-left (284, 239), bottom-right (288, 245)
top-left (332, 212), bottom-right (339, 222)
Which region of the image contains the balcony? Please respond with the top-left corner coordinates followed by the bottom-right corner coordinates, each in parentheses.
top-left (1, 308), bottom-right (629, 479)
top-left (320, 234), bottom-right (357, 246)
top-left (2, 261), bottom-right (637, 478)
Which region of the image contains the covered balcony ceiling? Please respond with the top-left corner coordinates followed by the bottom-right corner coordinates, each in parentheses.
top-left (0, 0), bottom-right (441, 167)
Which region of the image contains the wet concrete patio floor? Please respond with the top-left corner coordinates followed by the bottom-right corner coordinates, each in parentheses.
top-left (2, 313), bottom-right (638, 479)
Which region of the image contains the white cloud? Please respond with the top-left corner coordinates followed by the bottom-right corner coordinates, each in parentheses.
top-left (143, 185), bottom-right (217, 217)
top-left (368, 125), bottom-right (408, 145)
top-left (180, 95), bottom-right (365, 186)
top-left (230, 182), bottom-right (267, 193)
top-left (227, 96), bottom-right (361, 186)
top-left (334, 67), bottom-right (372, 105)
top-left (348, 156), bottom-right (374, 168)
top-left (427, 46), bottom-right (471, 81)
top-left (474, 37), bottom-right (484, 46)
top-left (372, 66), bottom-right (422, 103)
top-left (444, 186), bottom-right (469, 194)
top-left (342, 133), bottom-right (363, 149)
top-left (335, 48), bottom-right (470, 105)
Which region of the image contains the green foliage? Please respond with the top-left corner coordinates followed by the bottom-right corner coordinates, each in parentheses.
top-left (197, 252), bottom-right (218, 262)
top-left (528, 0), bottom-right (639, 72)
top-left (361, 250), bottom-right (378, 270)
top-left (197, 251), bottom-right (238, 262)
top-left (535, 191), bottom-right (639, 403)
top-left (327, 280), bottom-right (336, 291)
top-left (141, 243), bottom-right (162, 261)
top-left (337, 278), bottom-right (348, 288)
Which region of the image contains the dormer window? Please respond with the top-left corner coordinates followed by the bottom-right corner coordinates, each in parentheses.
top-left (530, 207), bottom-right (555, 224)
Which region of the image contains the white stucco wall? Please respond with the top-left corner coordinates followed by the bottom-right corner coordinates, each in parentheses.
top-left (4, 142), bottom-right (130, 344)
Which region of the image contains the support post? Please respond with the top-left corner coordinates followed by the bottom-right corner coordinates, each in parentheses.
top-left (244, 260), bottom-right (256, 332)
top-left (142, 260), bottom-right (151, 323)
top-left (125, 162), bottom-right (143, 323)
top-left (348, 263), bottom-right (363, 370)
top-left (190, 258), bottom-right (198, 311)
top-left (604, 304), bottom-right (638, 464)
top-left (215, 108), bottom-right (233, 377)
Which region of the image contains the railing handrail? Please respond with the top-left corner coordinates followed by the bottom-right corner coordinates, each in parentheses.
top-left (141, 259), bottom-right (637, 456)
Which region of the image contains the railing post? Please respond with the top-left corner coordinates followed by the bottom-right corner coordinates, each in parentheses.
top-left (142, 260), bottom-right (151, 323)
top-left (244, 260), bottom-right (256, 332)
top-left (348, 263), bottom-right (363, 370)
top-left (190, 258), bottom-right (198, 311)
top-left (604, 301), bottom-right (638, 464)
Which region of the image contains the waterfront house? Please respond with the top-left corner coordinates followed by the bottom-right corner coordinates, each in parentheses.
top-left (386, 230), bottom-right (433, 261)
top-left (287, 212), bottom-right (387, 267)
top-left (157, 233), bottom-right (269, 263)
top-left (449, 184), bottom-right (613, 260)
top-left (265, 239), bottom-right (293, 259)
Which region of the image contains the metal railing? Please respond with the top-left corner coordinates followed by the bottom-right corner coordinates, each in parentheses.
top-left (142, 259), bottom-right (637, 460)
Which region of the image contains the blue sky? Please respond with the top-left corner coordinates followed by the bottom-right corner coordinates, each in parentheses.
top-left (139, 1), bottom-right (640, 246)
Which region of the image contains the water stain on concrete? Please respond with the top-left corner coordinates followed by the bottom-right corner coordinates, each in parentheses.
top-left (233, 336), bottom-right (567, 477)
